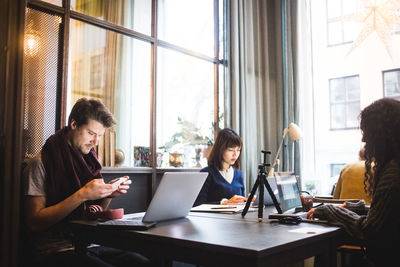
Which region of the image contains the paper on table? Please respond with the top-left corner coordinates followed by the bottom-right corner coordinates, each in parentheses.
top-left (191, 204), bottom-right (256, 213)
top-left (288, 227), bottom-right (331, 234)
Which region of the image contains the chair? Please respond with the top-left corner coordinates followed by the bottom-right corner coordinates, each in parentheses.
top-left (312, 197), bottom-right (367, 267)
top-left (325, 161), bottom-right (371, 266)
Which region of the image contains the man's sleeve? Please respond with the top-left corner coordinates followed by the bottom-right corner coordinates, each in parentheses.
top-left (23, 154), bottom-right (46, 197)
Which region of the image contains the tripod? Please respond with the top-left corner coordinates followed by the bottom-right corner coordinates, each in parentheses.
top-left (241, 150), bottom-right (282, 221)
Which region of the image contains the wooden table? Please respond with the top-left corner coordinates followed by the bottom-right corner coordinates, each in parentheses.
top-left (70, 208), bottom-right (346, 267)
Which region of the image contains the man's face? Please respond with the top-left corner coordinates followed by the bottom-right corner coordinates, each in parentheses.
top-left (70, 119), bottom-right (105, 154)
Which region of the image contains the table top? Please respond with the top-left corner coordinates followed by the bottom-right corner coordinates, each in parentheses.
top-left (71, 207), bottom-right (345, 266)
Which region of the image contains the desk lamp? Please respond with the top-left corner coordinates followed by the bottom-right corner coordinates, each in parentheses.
top-left (268, 123), bottom-right (302, 177)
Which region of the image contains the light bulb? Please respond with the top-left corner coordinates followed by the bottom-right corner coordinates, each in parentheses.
top-left (24, 32), bottom-right (40, 57)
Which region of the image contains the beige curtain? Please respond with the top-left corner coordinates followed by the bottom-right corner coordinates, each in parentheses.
top-left (282, 0), bottom-right (313, 188)
top-left (227, 0), bottom-right (283, 190)
top-left (227, 0), bottom-right (309, 191)
top-left (104, 0), bottom-right (123, 113)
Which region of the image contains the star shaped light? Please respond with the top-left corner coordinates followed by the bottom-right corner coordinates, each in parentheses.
top-left (337, 0), bottom-right (400, 58)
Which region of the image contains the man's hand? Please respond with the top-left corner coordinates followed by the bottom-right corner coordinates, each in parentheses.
top-left (79, 179), bottom-right (117, 201)
top-left (108, 178), bottom-right (132, 198)
top-left (26, 178), bottom-right (116, 232)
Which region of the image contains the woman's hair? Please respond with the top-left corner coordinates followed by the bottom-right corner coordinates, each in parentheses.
top-left (207, 128), bottom-right (242, 170)
top-left (360, 98), bottom-right (400, 197)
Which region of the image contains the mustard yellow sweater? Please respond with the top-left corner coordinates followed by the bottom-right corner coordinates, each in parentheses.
top-left (333, 160), bottom-right (372, 205)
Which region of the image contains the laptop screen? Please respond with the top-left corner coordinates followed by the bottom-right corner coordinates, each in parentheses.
top-left (142, 172), bottom-right (208, 222)
top-left (274, 172), bottom-right (302, 213)
top-left (253, 176), bottom-right (279, 206)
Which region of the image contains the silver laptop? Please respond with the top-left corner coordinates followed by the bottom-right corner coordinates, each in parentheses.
top-left (140, 172), bottom-right (208, 222)
top-left (252, 176), bottom-right (280, 206)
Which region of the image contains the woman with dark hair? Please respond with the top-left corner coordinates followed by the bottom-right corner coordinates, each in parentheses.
top-left (308, 98), bottom-right (400, 266)
top-left (194, 128), bottom-right (245, 206)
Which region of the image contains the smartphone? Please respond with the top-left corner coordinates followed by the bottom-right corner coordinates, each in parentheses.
top-left (109, 176), bottom-right (129, 185)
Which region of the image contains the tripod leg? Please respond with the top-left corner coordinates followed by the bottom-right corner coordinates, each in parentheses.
top-left (241, 178), bottom-right (260, 217)
top-left (258, 174), bottom-right (264, 221)
top-left (263, 177), bottom-right (282, 214)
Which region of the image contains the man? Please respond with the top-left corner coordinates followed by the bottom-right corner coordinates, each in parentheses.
top-left (23, 98), bottom-right (149, 266)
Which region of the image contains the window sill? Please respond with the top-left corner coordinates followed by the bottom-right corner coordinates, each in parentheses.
top-left (102, 167), bottom-right (152, 174)
top-left (101, 166), bottom-right (202, 174)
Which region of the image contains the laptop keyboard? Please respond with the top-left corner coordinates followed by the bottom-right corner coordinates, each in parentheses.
top-left (97, 218), bottom-right (156, 230)
top-left (294, 211), bottom-right (307, 219)
top-left (105, 220), bottom-right (144, 226)
top-left (126, 216), bottom-right (144, 221)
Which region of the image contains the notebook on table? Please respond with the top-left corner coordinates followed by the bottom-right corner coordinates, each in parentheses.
top-left (191, 203), bottom-right (257, 213)
top-left (268, 172), bottom-right (327, 224)
top-left (98, 172), bottom-right (208, 230)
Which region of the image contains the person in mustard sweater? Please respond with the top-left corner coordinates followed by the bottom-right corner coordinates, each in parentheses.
top-left (333, 148), bottom-right (372, 205)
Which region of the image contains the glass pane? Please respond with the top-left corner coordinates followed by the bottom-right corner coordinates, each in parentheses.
top-left (331, 104), bottom-right (345, 129)
top-left (330, 78), bottom-right (345, 102)
top-left (331, 164), bottom-right (345, 177)
top-left (342, 0), bottom-right (362, 15)
top-left (345, 76), bottom-right (360, 101)
top-left (219, 0), bottom-right (224, 60)
top-left (327, 0), bottom-right (341, 19)
top-left (346, 102), bottom-right (360, 128)
top-left (71, 0), bottom-right (151, 35)
top-left (392, 9), bottom-right (400, 33)
top-left (41, 0), bottom-right (62, 6)
top-left (157, 47), bottom-right (214, 168)
top-left (343, 21), bottom-right (361, 42)
top-left (158, 0), bottom-right (215, 56)
top-left (219, 64), bottom-right (225, 130)
top-left (384, 71), bottom-right (400, 96)
top-left (327, 21), bottom-right (343, 45)
top-left (69, 20), bottom-right (151, 167)
top-left (23, 8), bottom-right (62, 157)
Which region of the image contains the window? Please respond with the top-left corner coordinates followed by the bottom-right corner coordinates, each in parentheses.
top-left (329, 75), bottom-right (360, 130)
top-left (383, 69), bottom-right (400, 99)
top-left (71, 0), bottom-right (152, 35)
top-left (302, 0), bottom-right (400, 195)
top-left (392, 8), bottom-right (400, 34)
top-left (330, 163), bottom-right (345, 178)
top-left (326, 0), bottom-right (362, 46)
top-left (23, 0), bottom-right (225, 169)
top-left (68, 20), bottom-right (152, 167)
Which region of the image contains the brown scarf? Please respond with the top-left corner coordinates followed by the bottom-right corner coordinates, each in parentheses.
top-left (41, 126), bottom-right (102, 220)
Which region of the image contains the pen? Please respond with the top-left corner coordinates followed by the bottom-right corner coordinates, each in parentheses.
top-left (211, 206), bottom-right (237, 209)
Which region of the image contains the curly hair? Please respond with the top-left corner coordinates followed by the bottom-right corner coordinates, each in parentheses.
top-left (360, 98), bottom-right (400, 197)
top-left (207, 128), bottom-right (242, 170)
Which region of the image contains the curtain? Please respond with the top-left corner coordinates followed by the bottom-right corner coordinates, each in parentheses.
top-left (281, 0), bottom-right (299, 177)
top-left (227, 0), bottom-right (309, 191)
top-left (283, 0), bottom-right (314, 188)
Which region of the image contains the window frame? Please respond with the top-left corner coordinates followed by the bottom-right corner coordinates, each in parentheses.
top-left (330, 163), bottom-right (345, 178)
top-left (329, 74), bottom-right (360, 130)
top-left (383, 68), bottom-right (400, 100)
top-left (26, 0), bottom-right (225, 170)
top-left (325, 0), bottom-right (360, 47)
